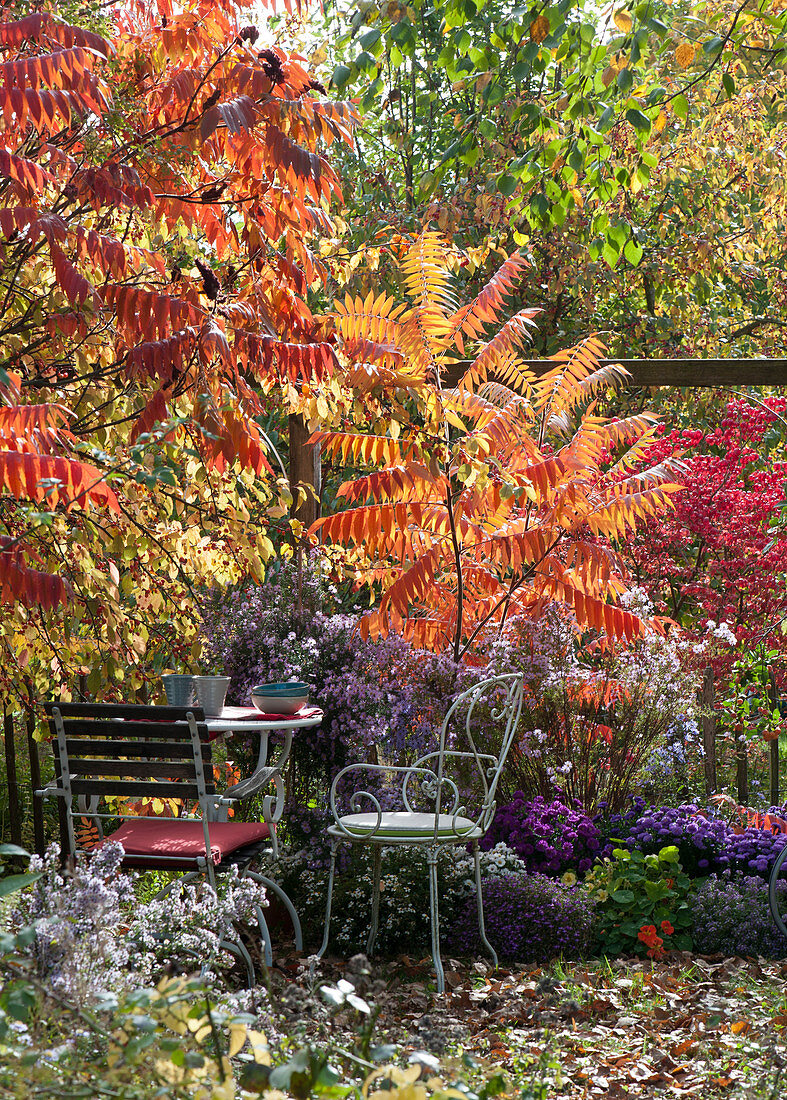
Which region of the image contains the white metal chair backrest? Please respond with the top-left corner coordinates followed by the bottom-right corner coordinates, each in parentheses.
top-left (406, 672), bottom-right (525, 840)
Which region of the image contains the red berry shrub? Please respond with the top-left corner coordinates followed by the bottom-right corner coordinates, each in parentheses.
top-left (623, 397), bottom-right (787, 677)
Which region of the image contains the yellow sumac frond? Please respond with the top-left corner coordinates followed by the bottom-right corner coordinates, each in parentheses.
top-left (399, 231), bottom-right (458, 315)
top-left (309, 432), bottom-right (404, 467)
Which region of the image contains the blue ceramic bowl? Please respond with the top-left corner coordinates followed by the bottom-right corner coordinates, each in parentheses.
top-left (252, 681), bottom-right (308, 695)
top-left (251, 682), bottom-right (309, 714)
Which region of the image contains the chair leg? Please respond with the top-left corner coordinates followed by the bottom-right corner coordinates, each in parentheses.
top-left (244, 870), bottom-right (303, 955)
top-left (219, 934), bottom-right (256, 988)
top-left (473, 842), bottom-right (498, 969)
top-left (366, 846), bottom-right (382, 957)
top-left (427, 847), bottom-right (445, 995)
top-left (317, 839), bottom-right (339, 959)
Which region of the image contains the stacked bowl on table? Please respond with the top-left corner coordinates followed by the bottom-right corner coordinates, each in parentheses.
top-left (251, 681), bottom-right (310, 715)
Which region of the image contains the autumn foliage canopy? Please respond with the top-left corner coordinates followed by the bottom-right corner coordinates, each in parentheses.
top-left (0, 0), bottom-right (354, 699)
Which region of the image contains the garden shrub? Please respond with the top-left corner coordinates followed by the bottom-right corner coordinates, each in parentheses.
top-left (13, 843), bottom-right (267, 1002)
top-left (201, 560), bottom-right (480, 809)
top-left (445, 873), bottom-right (596, 962)
top-left (482, 597), bottom-right (702, 812)
top-left (689, 873), bottom-right (787, 958)
top-left (584, 844), bottom-right (693, 957)
top-left (601, 802), bottom-right (787, 879)
top-left (274, 840), bottom-right (531, 955)
top-left (480, 793), bottom-right (602, 876)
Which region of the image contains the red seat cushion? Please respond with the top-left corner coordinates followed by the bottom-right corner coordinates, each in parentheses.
top-left (107, 818), bottom-right (271, 865)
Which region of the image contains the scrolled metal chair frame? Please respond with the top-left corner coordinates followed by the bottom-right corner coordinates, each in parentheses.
top-left (317, 673), bottom-right (524, 993)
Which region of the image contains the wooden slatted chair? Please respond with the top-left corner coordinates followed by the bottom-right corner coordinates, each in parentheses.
top-left (39, 701), bottom-right (301, 980)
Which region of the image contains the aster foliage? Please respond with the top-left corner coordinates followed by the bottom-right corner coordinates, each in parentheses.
top-left (690, 874), bottom-right (787, 959)
top-left (201, 559), bottom-right (481, 807)
top-left (272, 838), bottom-right (533, 956)
top-left (447, 873), bottom-right (596, 963)
top-left (483, 596), bottom-right (702, 811)
top-left (13, 843), bottom-right (267, 1004)
top-left (603, 801), bottom-right (787, 880)
top-left (481, 794), bottom-right (602, 877)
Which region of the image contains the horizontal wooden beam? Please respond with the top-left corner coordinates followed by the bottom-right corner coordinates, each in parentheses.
top-left (527, 359), bottom-right (787, 387)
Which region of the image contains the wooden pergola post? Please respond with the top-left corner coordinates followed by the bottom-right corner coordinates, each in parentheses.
top-left (288, 413), bottom-right (321, 529)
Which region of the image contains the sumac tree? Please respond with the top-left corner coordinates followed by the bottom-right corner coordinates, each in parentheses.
top-left (311, 232), bottom-right (683, 660)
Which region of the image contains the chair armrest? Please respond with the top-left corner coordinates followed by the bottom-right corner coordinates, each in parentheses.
top-left (328, 762), bottom-right (448, 829)
top-left (222, 765), bottom-right (279, 803)
top-left (35, 781), bottom-right (67, 800)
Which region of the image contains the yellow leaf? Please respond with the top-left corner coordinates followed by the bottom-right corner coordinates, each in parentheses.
top-left (530, 14), bottom-right (550, 42)
top-left (613, 8), bottom-right (633, 32)
top-left (675, 41), bottom-right (695, 68)
top-left (228, 1023), bottom-right (247, 1057)
top-left (248, 1029), bottom-right (271, 1065)
top-left (654, 110), bottom-right (667, 132)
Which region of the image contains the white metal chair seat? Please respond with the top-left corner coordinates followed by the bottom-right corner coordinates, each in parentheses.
top-left (317, 673), bottom-right (525, 993)
top-left (329, 811), bottom-right (482, 841)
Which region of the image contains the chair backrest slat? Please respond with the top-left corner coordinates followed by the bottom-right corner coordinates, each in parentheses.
top-left (64, 738), bottom-right (202, 760)
top-left (44, 702), bottom-right (204, 722)
top-left (70, 779), bottom-right (205, 800)
top-left (66, 758), bottom-right (214, 782)
top-left (47, 719), bottom-right (208, 741)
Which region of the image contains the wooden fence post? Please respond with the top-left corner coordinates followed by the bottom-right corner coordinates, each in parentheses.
top-left (26, 705), bottom-right (44, 856)
top-left (700, 666), bottom-right (717, 796)
top-left (770, 672), bottom-right (780, 808)
top-left (3, 707), bottom-right (21, 846)
top-left (736, 743), bottom-right (749, 807)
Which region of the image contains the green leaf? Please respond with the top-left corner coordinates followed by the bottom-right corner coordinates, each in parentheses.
top-left (240, 1063), bottom-right (273, 1093)
top-left (358, 28), bottom-right (381, 52)
top-left (330, 64), bottom-right (352, 88)
top-left (616, 67), bottom-right (633, 92)
top-left (497, 173), bottom-right (518, 196)
top-left (672, 93), bottom-right (688, 120)
top-left (703, 35), bottom-right (724, 55)
top-left (0, 844), bottom-right (29, 859)
top-left (0, 872), bottom-right (41, 897)
top-left (611, 888), bottom-right (635, 904)
top-left (626, 107), bottom-right (651, 133)
top-left (722, 72), bottom-right (735, 99)
top-left (602, 241), bottom-right (620, 268)
top-left (624, 239), bottom-right (644, 265)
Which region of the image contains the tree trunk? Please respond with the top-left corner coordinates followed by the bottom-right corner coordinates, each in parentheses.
top-left (3, 707), bottom-right (21, 846)
top-left (700, 666), bottom-right (717, 796)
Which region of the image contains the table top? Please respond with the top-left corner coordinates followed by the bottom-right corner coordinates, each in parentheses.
top-left (204, 705), bottom-right (323, 733)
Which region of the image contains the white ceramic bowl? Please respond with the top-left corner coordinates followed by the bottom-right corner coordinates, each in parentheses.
top-left (251, 691), bottom-right (308, 714)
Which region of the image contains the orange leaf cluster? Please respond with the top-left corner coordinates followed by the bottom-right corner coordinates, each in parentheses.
top-left (0, 0), bottom-right (355, 487)
top-left (312, 233), bottom-right (684, 658)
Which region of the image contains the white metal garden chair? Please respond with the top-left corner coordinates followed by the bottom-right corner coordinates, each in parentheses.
top-left (316, 672), bottom-right (525, 993)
